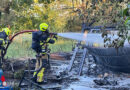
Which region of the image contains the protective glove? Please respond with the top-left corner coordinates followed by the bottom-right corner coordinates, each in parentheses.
top-left (53, 35), bottom-right (58, 40)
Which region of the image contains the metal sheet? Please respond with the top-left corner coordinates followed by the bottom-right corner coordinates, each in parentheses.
top-left (87, 46), bottom-right (130, 73)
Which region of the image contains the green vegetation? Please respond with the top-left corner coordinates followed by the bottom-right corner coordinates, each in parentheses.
top-left (5, 34), bottom-right (75, 58)
top-left (49, 38), bottom-right (75, 53)
top-left (5, 34), bottom-right (35, 58)
top-left (0, 0), bottom-right (129, 58)
top-left (0, 0), bottom-right (128, 32)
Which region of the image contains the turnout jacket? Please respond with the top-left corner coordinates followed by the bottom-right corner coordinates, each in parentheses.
top-left (0, 31), bottom-right (8, 47)
top-left (32, 31), bottom-right (56, 53)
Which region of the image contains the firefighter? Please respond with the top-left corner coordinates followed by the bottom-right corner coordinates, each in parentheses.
top-left (0, 27), bottom-right (11, 48)
top-left (0, 27), bottom-right (11, 65)
top-left (32, 23), bottom-right (57, 83)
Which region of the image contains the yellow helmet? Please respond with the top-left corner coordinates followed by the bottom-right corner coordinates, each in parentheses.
top-left (2, 28), bottom-right (11, 36)
top-left (39, 23), bottom-right (48, 32)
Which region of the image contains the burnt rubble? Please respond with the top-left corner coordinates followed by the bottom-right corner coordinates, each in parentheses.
top-left (1, 51), bottom-right (130, 90)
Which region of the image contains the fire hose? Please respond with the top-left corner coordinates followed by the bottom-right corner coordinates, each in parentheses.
top-left (1, 30), bottom-right (57, 62)
top-left (1, 30), bottom-right (37, 62)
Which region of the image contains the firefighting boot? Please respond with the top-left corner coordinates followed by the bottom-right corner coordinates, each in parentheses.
top-left (37, 68), bottom-right (45, 83)
top-left (33, 54), bottom-right (41, 82)
top-left (36, 59), bottom-right (47, 83)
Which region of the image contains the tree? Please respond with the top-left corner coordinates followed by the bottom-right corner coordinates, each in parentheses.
top-left (103, 3), bottom-right (130, 49)
top-left (0, 0), bottom-right (11, 26)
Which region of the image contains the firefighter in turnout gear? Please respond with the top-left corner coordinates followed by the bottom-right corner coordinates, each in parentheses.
top-left (32, 23), bottom-right (57, 83)
top-left (0, 27), bottom-right (11, 67)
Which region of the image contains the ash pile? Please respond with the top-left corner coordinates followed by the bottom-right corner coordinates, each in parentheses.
top-left (65, 45), bottom-right (130, 90)
top-left (2, 50), bottom-right (130, 90)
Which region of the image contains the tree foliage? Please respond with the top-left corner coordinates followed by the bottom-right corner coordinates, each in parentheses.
top-left (0, 0), bottom-right (129, 36)
top-left (1, 0), bottom-right (72, 32)
top-left (102, 3), bottom-right (130, 49)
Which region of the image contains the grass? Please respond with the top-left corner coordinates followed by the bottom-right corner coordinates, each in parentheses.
top-left (49, 38), bottom-right (75, 53)
top-left (5, 34), bottom-right (75, 59)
